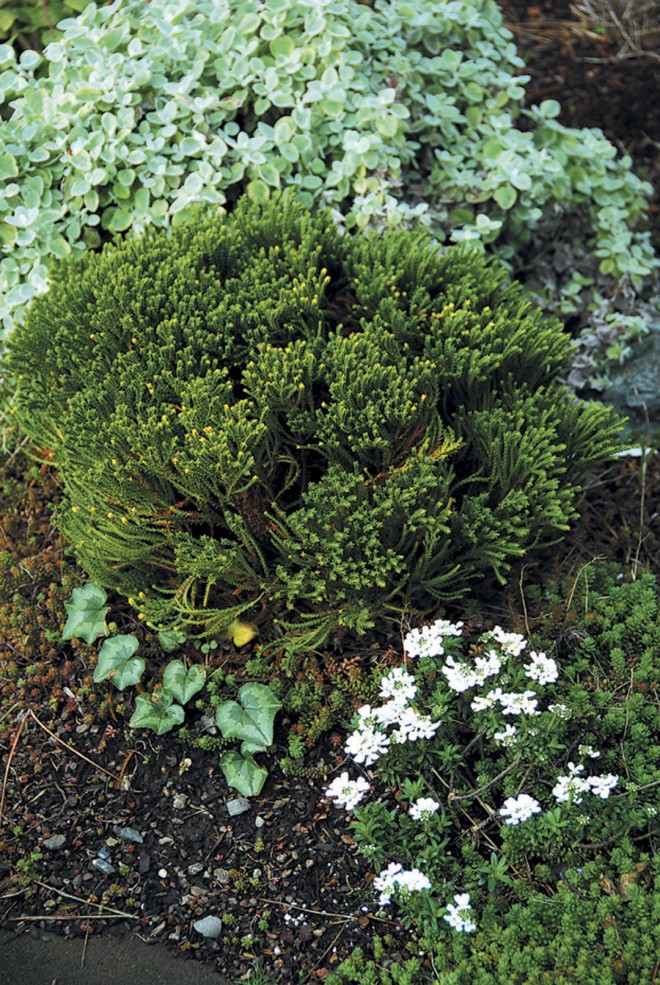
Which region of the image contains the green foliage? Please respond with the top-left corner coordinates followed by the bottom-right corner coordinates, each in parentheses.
top-left (129, 689), bottom-right (185, 735)
top-left (215, 683), bottom-right (281, 751)
top-left (325, 570), bottom-right (660, 984)
top-left (216, 682), bottom-right (282, 796)
top-left (429, 859), bottom-right (660, 984)
top-left (326, 941), bottom-right (424, 984)
top-left (162, 658), bottom-right (206, 704)
top-left (219, 749), bottom-right (269, 798)
top-left (0, 0), bottom-right (655, 379)
top-left (93, 634), bottom-right (144, 690)
top-left (61, 582), bottom-right (109, 643)
top-left (9, 195), bottom-right (624, 655)
top-left (157, 628), bottom-right (186, 653)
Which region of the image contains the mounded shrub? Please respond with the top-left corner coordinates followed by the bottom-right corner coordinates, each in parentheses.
top-left (7, 194), bottom-right (623, 654)
top-left (0, 0), bottom-right (656, 379)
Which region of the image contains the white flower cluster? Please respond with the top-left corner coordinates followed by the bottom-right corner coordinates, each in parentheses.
top-left (499, 793), bottom-right (542, 825)
top-left (489, 627), bottom-right (527, 656)
top-left (379, 666), bottom-right (417, 705)
top-left (470, 688), bottom-right (540, 716)
top-left (342, 664), bottom-right (441, 767)
top-left (404, 618), bottom-right (464, 659)
top-left (493, 724), bottom-right (518, 747)
top-left (409, 797), bottom-right (441, 820)
top-left (552, 763), bottom-right (618, 804)
top-left (442, 650), bottom-right (502, 693)
top-left (524, 650), bottom-right (559, 685)
top-left (373, 862), bottom-right (432, 905)
top-left (443, 893), bottom-right (477, 933)
top-left (325, 771), bottom-right (371, 810)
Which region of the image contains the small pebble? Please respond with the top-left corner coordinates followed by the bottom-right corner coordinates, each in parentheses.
top-left (97, 846), bottom-right (112, 861)
top-left (226, 797), bottom-right (250, 816)
top-left (254, 815), bottom-right (265, 829)
top-left (43, 834), bottom-right (66, 850)
top-left (193, 915), bottom-right (223, 940)
top-left (118, 826), bottom-right (144, 844)
top-left (138, 851), bottom-right (151, 874)
top-left (187, 862), bottom-right (205, 876)
top-left (158, 868), bottom-right (168, 879)
top-left (91, 858), bottom-right (116, 875)
top-left (213, 867), bottom-right (230, 884)
top-left (172, 793), bottom-right (188, 810)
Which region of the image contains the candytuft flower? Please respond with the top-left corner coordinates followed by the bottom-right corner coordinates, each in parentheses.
top-left (409, 797), bottom-right (441, 820)
top-left (345, 726), bottom-right (390, 766)
top-left (325, 771), bottom-right (371, 810)
top-left (404, 619), bottom-right (464, 659)
top-left (373, 862), bottom-right (431, 905)
top-left (499, 793), bottom-right (542, 825)
top-left (379, 666), bottom-right (417, 705)
top-left (552, 762), bottom-right (590, 804)
top-left (524, 650), bottom-right (558, 685)
top-left (588, 773), bottom-right (619, 799)
top-left (443, 892), bottom-right (477, 933)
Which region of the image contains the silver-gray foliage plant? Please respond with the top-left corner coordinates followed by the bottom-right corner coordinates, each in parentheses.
top-left (0, 0), bottom-right (656, 376)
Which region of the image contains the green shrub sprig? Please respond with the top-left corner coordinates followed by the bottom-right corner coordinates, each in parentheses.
top-left (8, 194), bottom-right (623, 656)
top-left (0, 0), bottom-right (655, 382)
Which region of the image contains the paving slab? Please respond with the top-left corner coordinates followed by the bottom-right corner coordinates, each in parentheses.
top-left (0, 928), bottom-right (232, 985)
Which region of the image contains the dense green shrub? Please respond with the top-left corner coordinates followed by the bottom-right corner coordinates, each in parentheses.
top-left (0, 0), bottom-right (655, 378)
top-left (7, 194), bottom-right (623, 654)
top-left (325, 567), bottom-right (660, 983)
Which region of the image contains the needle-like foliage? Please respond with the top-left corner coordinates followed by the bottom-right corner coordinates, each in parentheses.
top-left (8, 194), bottom-right (623, 655)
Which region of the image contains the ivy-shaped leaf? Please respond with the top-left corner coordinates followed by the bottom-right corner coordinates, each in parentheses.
top-left (93, 635), bottom-right (145, 690)
top-left (215, 683), bottom-right (281, 751)
top-left (61, 583), bottom-right (110, 643)
top-left (162, 660), bottom-right (206, 705)
top-left (158, 629), bottom-right (187, 654)
top-left (220, 750), bottom-right (268, 797)
top-left (129, 691), bottom-right (185, 735)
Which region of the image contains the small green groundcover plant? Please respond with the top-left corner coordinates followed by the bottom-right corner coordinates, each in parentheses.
top-left (8, 194), bottom-right (623, 656)
top-left (323, 567), bottom-right (660, 983)
top-left (0, 0), bottom-right (656, 376)
top-left (62, 582), bottom-right (281, 796)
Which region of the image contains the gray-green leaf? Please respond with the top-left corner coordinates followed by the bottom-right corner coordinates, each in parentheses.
top-left (93, 635), bottom-right (145, 690)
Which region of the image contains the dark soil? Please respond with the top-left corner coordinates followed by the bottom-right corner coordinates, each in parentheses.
top-left (500, 0), bottom-right (660, 244)
top-left (1, 4), bottom-right (660, 984)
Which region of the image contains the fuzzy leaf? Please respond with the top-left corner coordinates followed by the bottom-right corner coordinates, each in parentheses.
top-left (220, 750), bottom-right (268, 797)
top-left (215, 683), bottom-right (281, 750)
top-left (162, 659), bottom-right (206, 704)
top-left (130, 691), bottom-right (185, 735)
top-left (62, 583), bottom-right (110, 643)
top-left (93, 635), bottom-right (145, 690)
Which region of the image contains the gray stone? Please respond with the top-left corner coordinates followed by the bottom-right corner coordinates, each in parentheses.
top-left (193, 915), bottom-right (223, 940)
top-left (43, 835), bottom-right (66, 850)
top-left (603, 323), bottom-right (660, 435)
top-left (91, 858), bottom-right (116, 875)
top-left (254, 815), bottom-right (265, 829)
top-left (118, 826), bottom-right (144, 844)
top-left (226, 797), bottom-right (250, 816)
